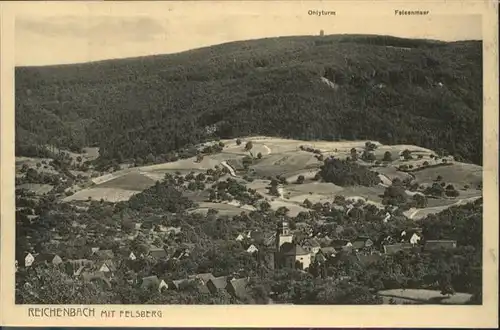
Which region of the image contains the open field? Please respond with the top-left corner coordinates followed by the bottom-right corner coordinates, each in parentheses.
top-left (56, 137), bottom-right (482, 218)
top-left (62, 187), bottom-right (139, 203)
top-left (377, 289), bottom-right (473, 304)
top-left (412, 162), bottom-right (482, 188)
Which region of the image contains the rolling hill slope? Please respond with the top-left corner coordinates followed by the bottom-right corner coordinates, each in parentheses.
top-left (15, 34), bottom-right (482, 165)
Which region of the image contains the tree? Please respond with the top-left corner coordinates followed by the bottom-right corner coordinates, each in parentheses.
top-left (383, 151), bottom-right (393, 162)
top-left (245, 141), bottom-right (253, 151)
top-left (303, 199), bottom-right (313, 208)
top-left (259, 201), bottom-right (271, 212)
top-left (236, 139), bottom-right (242, 146)
top-left (401, 149), bottom-right (412, 160)
top-left (436, 175), bottom-right (443, 182)
top-left (16, 267), bottom-right (112, 304)
top-left (350, 148), bottom-right (358, 161)
top-left (296, 175), bottom-right (305, 184)
top-left (257, 152), bottom-right (263, 159)
top-left (413, 194), bottom-right (428, 208)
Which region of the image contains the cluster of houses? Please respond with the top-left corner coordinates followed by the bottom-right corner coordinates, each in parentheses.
top-left (16, 244), bottom-right (254, 301)
top-left (242, 220), bottom-right (459, 272)
top-left (16, 214), bottom-right (457, 302)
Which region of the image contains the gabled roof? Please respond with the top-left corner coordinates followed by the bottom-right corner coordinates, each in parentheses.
top-left (96, 260), bottom-right (117, 272)
top-left (207, 276), bottom-right (228, 291)
top-left (280, 242), bottom-right (309, 256)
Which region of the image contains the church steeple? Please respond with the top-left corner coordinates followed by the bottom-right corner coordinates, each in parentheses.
top-left (276, 220), bottom-right (293, 251)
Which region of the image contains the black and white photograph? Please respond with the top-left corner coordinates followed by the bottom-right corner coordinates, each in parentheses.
top-left (7, 1), bottom-right (492, 311)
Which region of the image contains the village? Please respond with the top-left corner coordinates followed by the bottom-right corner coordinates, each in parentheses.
top-left (15, 190), bottom-right (460, 304)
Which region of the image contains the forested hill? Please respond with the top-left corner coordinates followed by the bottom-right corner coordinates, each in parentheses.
top-left (15, 34), bottom-right (483, 165)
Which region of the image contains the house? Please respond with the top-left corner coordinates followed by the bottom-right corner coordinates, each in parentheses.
top-left (235, 233), bottom-right (246, 241)
top-left (303, 238), bottom-right (321, 256)
top-left (383, 243), bottom-right (415, 255)
top-left (67, 259), bottom-right (94, 275)
top-left (424, 240), bottom-right (457, 251)
top-left (409, 233), bottom-right (421, 245)
top-left (226, 277), bottom-right (252, 302)
top-left (93, 249), bottom-right (114, 260)
top-left (140, 276), bottom-right (168, 293)
top-left (95, 260), bottom-right (117, 275)
top-left (165, 227), bottom-right (182, 235)
top-left (34, 253), bottom-right (63, 266)
top-left (188, 273), bottom-right (216, 285)
top-left (148, 247), bottom-right (168, 260)
top-left (245, 244), bottom-right (259, 254)
top-left (171, 248), bottom-right (190, 260)
top-left (168, 279), bottom-right (189, 290)
top-left (81, 271), bottom-right (112, 289)
top-left (207, 276), bottom-right (229, 294)
top-left (351, 236), bottom-right (374, 252)
top-left (318, 247), bottom-right (337, 259)
top-left (279, 242), bottom-right (311, 270)
top-left (128, 252), bottom-right (137, 261)
top-left (331, 239), bottom-right (351, 250)
top-left (17, 252), bottom-right (35, 268)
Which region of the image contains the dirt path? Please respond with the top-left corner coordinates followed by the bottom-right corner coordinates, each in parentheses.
top-left (221, 161), bottom-right (237, 177)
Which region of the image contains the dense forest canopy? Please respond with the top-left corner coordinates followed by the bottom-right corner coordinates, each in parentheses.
top-left (15, 34), bottom-right (482, 164)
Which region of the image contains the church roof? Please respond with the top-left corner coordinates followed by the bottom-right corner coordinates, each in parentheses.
top-left (280, 242), bottom-right (309, 256)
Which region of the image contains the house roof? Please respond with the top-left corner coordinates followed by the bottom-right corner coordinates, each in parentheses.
top-left (149, 247), bottom-right (168, 259)
top-left (280, 242), bottom-right (309, 256)
top-left (303, 238), bottom-right (321, 248)
top-left (141, 275), bottom-right (161, 289)
top-left (228, 278), bottom-right (251, 300)
top-left (331, 239), bottom-right (350, 248)
top-left (34, 253), bottom-right (62, 263)
top-left (424, 240), bottom-right (457, 249)
top-left (314, 253), bottom-right (326, 263)
top-left (96, 260), bottom-right (117, 272)
top-left (188, 273), bottom-right (215, 284)
top-left (319, 247), bottom-right (337, 255)
top-left (170, 279), bottom-right (188, 289)
top-left (81, 271), bottom-right (111, 288)
top-left (94, 250), bottom-right (114, 260)
top-left (383, 243), bottom-right (414, 255)
top-left (208, 276), bottom-right (228, 290)
top-left (172, 248), bottom-right (190, 259)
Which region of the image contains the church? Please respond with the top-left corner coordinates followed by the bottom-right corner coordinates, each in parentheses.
top-left (274, 221), bottom-right (312, 270)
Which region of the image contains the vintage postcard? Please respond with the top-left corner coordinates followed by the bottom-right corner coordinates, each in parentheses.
top-left (1, 0), bottom-right (498, 327)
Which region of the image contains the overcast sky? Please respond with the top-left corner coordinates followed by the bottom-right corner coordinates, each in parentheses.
top-left (14, 2), bottom-right (482, 66)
